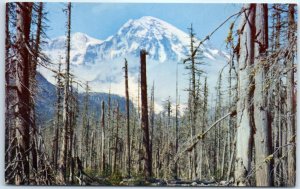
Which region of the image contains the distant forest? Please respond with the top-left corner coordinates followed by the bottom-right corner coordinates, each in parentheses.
top-left (5, 3), bottom-right (297, 187)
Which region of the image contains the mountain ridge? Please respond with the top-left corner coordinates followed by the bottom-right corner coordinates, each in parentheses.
top-left (39, 16), bottom-right (229, 112)
top-left (44, 16), bottom-right (228, 65)
top-left (36, 72), bottom-right (132, 125)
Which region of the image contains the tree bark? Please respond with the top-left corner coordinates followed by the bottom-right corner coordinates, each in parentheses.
top-left (101, 101), bottom-right (106, 174)
top-left (59, 2), bottom-right (71, 184)
top-left (14, 2), bottom-right (33, 184)
top-left (54, 60), bottom-right (63, 172)
top-left (253, 4), bottom-right (272, 186)
top-left (5, 2), bottom-right (11, 167)
top-left (234, 4), bottom-right (255, 186)
top-left (286, 4), bottom-right (296, 187)
top-left (124, 59), bottom-right (131, 177)
top-left (140, 50), bottom-right (152, 178)
top-left (114, 103), bottom-right (120, 173)
top-left (174, 64), bottom-right (179, 179)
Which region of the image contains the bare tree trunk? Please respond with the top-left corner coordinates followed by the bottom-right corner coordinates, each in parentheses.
top-left (90, 131), bottom-right (95, 170)
top-left (30, 2), bottom-right (43, 174)
top-left (234, 4), bottom-right (255, 186)
top-left (174, 64), bottom-right (179, 179)
top-left (14, 2), bottom-right (33, 184)
top-left (107, 91), bottom-right (111, 171)
top-left (31, 2), bottom-right (43, 75)
top-left (272, 6), bottom-right (281, 186)
top-left (101, 101), bottom-right (106, 174)
top-left (114, 103), bottom-right (120, 173)
top-left (150, 82), bottom-right (155, 175)
top-left (68, 82), bottom-right (75, 184)
top-left (140, 50), bottom-right (152, 178)
top-left (227, 138), bottom-right (236, 181)
top-left (273, 81), bottom-right (280, 186)
top-left (5, 2), bottom-right (11, 167)
top-left (82, 82), bottom-right (90, 169)
top-left (189, 24), bottom-right (198, 180)
top-left (200, 77), bottom-right (208, 180)
top-left (220, 136), bottom-right (227, 178)
top-left (253, 4), bottom-right (272, 186)
top-left (59, 2), bottom-right (71, 183)
top-left (54, 61), bottom-right (62, 172)
top-left (124, 59), bottom-right (131, 177)
top-left (287, 4), bottom-right (296, 187)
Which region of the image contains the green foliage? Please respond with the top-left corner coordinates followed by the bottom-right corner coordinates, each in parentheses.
top-left (107, 171), bottom-right (122, 185)
top-left (102, 164), bottom-right (112, 177)
top-left (214, 169), bottom-right (222, 181)
top-left (84, 167), bottom-right (101, 178)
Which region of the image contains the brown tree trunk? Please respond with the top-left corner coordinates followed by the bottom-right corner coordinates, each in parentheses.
top-left (30, 2), bottom-right (43, 176)
top-left (124, 59), bottom-right (131, 177)
top-left (253, 4), bottom-right (272, 186)
top-left (14, 2), bottom-right (33, 184)
top-left (140, 50), bottom-right (152, 178)
top-left (5, 2), bottom-right (13, 168)
top-left (287, 4), bottom-right (296, 187)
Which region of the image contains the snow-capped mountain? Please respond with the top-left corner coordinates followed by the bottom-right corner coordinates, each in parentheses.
top-left (45, 16), bottom-right (228, 65)
top-left (45, 32), bottom-right (103, 65)
top-left (41, 16), bottom-right (229, 112)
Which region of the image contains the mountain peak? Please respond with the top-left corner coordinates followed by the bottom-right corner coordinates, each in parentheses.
top-left (72, 32), bottom-right (91, 43)
top-left (111, 16), bottom-right (192, 62)
top-left (134, 16), bottom-right (176, 26)
top-left (72, 32), bottom-right (103, 45)
top-left (119, 16), bottom-right (188, 40)
top-left (44, 16), bottom-right (226, 64)
top-left (139, 15), bottom-right (160, 20)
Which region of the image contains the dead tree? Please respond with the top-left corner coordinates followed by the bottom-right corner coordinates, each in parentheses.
top-left (101, 101), bottom-right (106, 174)
top-left (163, 97), bottom-right (172, 179)
top-left (124, 59), bottom-right (131, 177)
top-left (253, 4), bottom-right (272, 186)
top-left (200, 77), bottom-right (208, 180)
top-left (59, 2), bottom-right (71, 184)
top-left (14, 2), bottom-right (33, 184)
top-left (174, 64), bottom-right (179, 179)
top-left (107, 90), bottom-right (112, 170)
top-left (31, 2), bottom-right (44, 77)
top-left (286, 4), bottom-right (296, 187)
top-left (5, 5), bottom-right (19, 181)
top-left (215, 69), bottom-right (224, 177)
top-left (53, 59), bottom-right (63, 172)
top-left (5, 2), bottom-right (11, 167)
top-left (81, 82), bottom-right (90, 168)
top-left (68, 79), bottom-right (78, 184)
top-left (271, 5), bottom-right (283, 186)
top-left (140, 50), bottom-right (152, 178)
top-left (183, 24), bottom-right (204, 179)
top-left (150, 82), bottom-right (155, 174)
top-left (113, 103), bottom-right (120, 173)
top-left (234, 4), bottom-right (255, 186)
top-left (30, 2), bottom-right (46, 176)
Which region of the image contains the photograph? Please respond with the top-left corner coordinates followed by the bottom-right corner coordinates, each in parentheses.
top-left (4, 2), bottom-right (297, 186)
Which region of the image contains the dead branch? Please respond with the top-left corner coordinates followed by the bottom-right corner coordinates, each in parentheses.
top-left (174, 110), bottom-right (237, 162)
top-left (188, 9), bottom-right (246, 60)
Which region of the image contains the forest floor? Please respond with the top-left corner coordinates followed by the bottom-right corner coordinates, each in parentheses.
top-left (78, 175), bottom-right (230, 186)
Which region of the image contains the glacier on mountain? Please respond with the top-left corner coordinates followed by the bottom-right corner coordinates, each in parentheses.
top-left (40, 16), bottom-right (230, 112)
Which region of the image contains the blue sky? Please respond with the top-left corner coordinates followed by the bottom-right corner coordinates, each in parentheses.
top-left (45, 3), bottom-right (242, 49)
